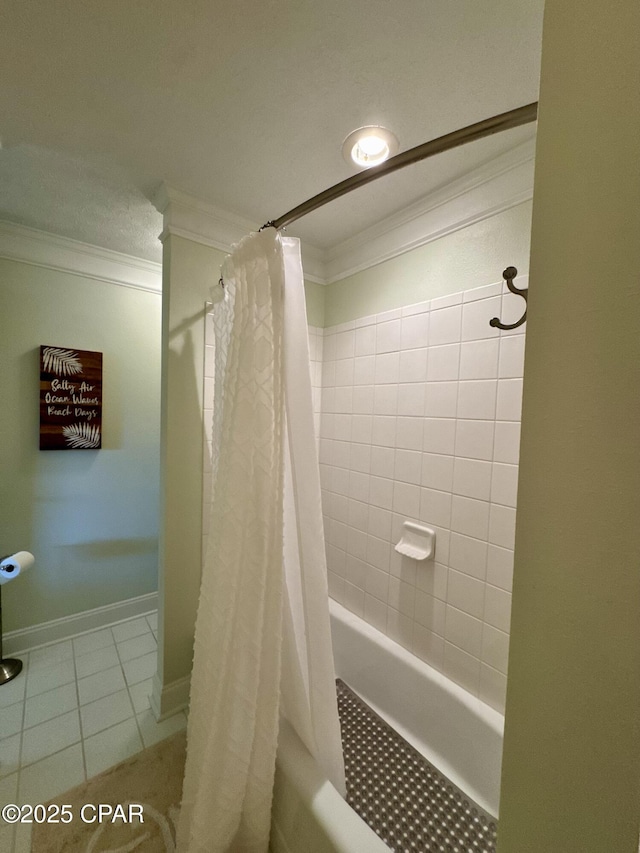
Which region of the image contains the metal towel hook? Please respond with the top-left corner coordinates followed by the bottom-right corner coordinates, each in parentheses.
top-left (490, 266), bottom-right (527, 330)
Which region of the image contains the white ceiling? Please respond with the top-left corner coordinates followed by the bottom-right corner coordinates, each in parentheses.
top-left (0, 0), bottom-right (544, 264)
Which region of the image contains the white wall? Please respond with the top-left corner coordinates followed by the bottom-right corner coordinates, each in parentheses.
top-left (318, 279), bottom-right (525, 713)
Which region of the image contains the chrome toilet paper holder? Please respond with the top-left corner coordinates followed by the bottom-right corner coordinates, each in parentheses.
top-left (0, 551), bottom-right (35, 685)
top-left (0, 584), bottom-right (23, 685)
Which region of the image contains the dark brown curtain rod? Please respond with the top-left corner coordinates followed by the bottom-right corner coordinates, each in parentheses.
top-left (263, 102), bottom-right (538, 231)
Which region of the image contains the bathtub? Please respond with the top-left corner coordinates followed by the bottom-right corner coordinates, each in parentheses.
top-left (270, 599), bottom-right (505, 853)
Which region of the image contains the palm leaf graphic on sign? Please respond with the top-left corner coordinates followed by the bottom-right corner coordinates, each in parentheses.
top-left (42, 347), bottom-right (83, 376)
top-left (62, 423), bottom-right (101, 449)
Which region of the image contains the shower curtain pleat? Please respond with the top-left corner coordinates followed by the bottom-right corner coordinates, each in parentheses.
top-left (176, 229), bottom-right (344, 853)
top-left (279, 237), bottom-right (346, 797)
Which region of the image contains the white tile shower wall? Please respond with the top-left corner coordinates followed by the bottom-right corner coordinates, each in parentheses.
top-left (201, 314), bottom-right (324, 563)
top-left (201, 294), bottom-right (519, 713)
top-left (319, 279), bottom-right (526, 714)
top-left (308, 326), bottom-right (325, 446)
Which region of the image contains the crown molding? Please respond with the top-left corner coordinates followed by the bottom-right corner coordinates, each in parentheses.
top-left (154, 139), bottom-right (535, 286)
top-left (0, 220), bottom-right (162, 294)
top-left (296, 241), bottom-right (325, 285)
top-left (0, 143), bottom-right (534, 296)
top-left (154, 182), bottom-right (326, 284)
top-left (322, 137), bottom-right (536, 284)
top-left (154, 183), bottom-right (258, 253)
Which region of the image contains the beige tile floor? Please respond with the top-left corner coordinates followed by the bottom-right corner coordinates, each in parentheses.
top-left (0, 611), bottom-right (187, 852)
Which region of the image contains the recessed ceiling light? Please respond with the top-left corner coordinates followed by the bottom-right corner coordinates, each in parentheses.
top-left (342, 126), bottom-right (399, 169)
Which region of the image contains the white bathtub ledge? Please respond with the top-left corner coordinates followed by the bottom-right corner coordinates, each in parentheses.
top-left (272, 719), bottom-right (389, 853)
top-left (330, 599), bottom-right (504, 818)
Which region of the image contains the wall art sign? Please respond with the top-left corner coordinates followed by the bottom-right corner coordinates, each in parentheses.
top-left (39, 346), bottom-right (103, 450)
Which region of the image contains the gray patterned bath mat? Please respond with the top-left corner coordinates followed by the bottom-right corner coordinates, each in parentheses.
top-left (337, 679), bottom-right (498, 853)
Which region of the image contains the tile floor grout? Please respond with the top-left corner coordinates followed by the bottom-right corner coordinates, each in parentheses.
top-left (113, 621), bottom-right (147, 766)
top-left (7, 610), bottom-right (158, 660)
top-left (0, 610), bottom-right (187, 853)
top-left (71, 647), bottom-right (88, 785)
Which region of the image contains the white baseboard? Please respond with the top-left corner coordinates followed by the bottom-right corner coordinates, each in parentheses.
top-left (150, 671), bottom-right (191, 721)
top-left (3, 591), bottom-right (158, 655)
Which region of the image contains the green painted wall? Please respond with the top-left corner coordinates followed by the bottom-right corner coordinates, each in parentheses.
top-left (158, 234), bottom-right (226, 692)
top-left (0, 257), bottom-right (161, 632)
top-left (497, 0), bottom-right (640, 850)
top-left (322, 201), bottom-right (532, 326)
top-left (304, 279), bottom-right (325, 328)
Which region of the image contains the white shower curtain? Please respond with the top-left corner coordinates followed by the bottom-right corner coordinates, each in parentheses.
top-left (176, 228), bottom-right (345, 853)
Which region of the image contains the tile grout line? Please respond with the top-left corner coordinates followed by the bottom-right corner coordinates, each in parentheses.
top-left (73, 632), bottom-right (90, 785)
top-left (13, 649), bottom-right (29, 850)
top-left (9, 616), bottom-right (161, 804)
top-left (438, 301), bottom-right (465, 690)
top-left (113, 625), bottom-right (151, 752)
top-left (476, 296), bottom-right (509, 697)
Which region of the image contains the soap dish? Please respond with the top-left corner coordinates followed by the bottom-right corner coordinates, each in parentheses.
top-left (394, 521), bottom-right (435, 561)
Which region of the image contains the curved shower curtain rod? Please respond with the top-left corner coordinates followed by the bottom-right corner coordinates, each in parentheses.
top-left (261, 101), bottom-right (538, 231)
top-left (221, 102), bottom-right (538, 330)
